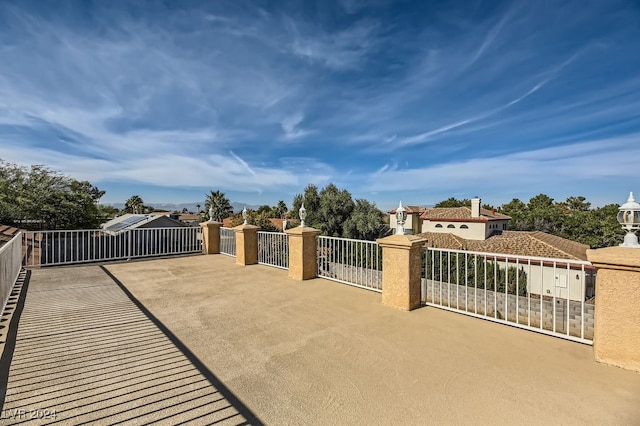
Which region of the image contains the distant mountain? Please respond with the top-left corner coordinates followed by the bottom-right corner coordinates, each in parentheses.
top-left (106, 201), bottom-right (260, 213)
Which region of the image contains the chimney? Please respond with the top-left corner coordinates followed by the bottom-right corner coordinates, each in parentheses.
top-left (471, 197), bottom-right (481, 218)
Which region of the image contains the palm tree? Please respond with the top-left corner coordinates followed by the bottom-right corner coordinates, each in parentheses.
top-left (274, 200), bottom-right (288, 218)
top-left (205, 190), bottom-right (233, 222)
top-left (125, 195), bottom-right (144, 214)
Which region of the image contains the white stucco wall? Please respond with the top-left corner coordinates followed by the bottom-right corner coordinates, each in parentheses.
top-left (485, 220), bottom-right (509, 238)
top-left (421, 221), bottom-right (487, 240)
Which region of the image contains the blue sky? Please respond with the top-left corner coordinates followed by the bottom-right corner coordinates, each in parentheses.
top-left (1, 0), bottom-right (639, 211)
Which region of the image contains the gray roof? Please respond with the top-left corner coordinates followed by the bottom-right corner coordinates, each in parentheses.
top-left (101, 214), bottom-right (186, 235)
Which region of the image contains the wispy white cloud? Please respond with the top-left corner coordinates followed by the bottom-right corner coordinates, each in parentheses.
top-left (368, 134), bottom-right (640, 196)
top-left (280, 112), bottom-right (314, 140)
top-left (0, 1), bottom-right (638, 206)
top-left (288, 18), bottom-right (382, 70)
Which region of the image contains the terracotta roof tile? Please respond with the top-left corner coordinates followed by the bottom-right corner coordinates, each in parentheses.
top-left (420, 207), bottom-right (511, 222)
top-left (389, 205), bottom-right (426, 214)
top-left (418, 232), bottom-right (466, 250)
top-left (417, 230), bottom-right (589, 261)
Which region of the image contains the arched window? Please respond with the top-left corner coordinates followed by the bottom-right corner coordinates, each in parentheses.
top-left (447, 224), bottom-right (455, 229)
top-left (460, 224), bottom-right (469, 229)
top-left (435, 224), bottom-right (443, 228)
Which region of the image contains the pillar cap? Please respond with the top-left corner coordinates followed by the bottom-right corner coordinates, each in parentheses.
top-left (200, 221), bottom-right (222, 228)
top-left (376, 234), bottom-right (427, 249)
top-left (285, 226), bottom-right (321, 236)
top-left (587, 246), bottom-right (640, 271)
top-left (233, 224), bottom-right (260, 232)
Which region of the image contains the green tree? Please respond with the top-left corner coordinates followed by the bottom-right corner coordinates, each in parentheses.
top-left (435, 197), bottom-right (471, 208)
top-left (274, 200), bottom-right (288, 218)
top-left (97, 204), bottom-right (119, 221)
top-left (205, 190), bottom-right (233, 222)
top-left (343, 199), bottom-right (386, 241)
top-left (229, 209), bottom-right (278, 231)
top-left (124, 195), bottom-right (144, 214)
top-left (291, 184), bottom-right (321, 226)
top-left (499, 198), bottom-right (528, 230)
top-left (0, 160), bottom-right (105, 229)
top-left (291, 183), bottom-right (384, 240)
top-left (317, 183), bottom-right (354, 237)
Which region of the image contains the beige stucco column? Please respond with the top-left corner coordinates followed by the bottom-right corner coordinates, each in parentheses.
top-left (234, 224), bottom-right (260, 266)
top-left (200, 221), bottom-right (222, 254)
top-left (285, 226), bottom-right (321, 280)
top-left (376, 234), bottom-right (427, 311)
top-left (586, 246), bottom-right (640, 372)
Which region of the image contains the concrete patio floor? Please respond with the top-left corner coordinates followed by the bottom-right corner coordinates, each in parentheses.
top-left (1, 254), bottom-right (639, 425)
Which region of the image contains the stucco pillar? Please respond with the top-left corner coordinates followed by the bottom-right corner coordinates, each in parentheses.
top-left (234, 224), bottom-right (260, 266)
top-left (285, 226), bottom-right (321, 280)
top-left (200, 221), bottom-right (222, 254)
top-left (586, 246), bottom-right (640, 372)
top-left (376, 234), bottom-right (427, 311)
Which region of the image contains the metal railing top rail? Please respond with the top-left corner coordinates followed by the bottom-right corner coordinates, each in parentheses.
top-left (318, 235), bottom-right (379, 244)
top-left (0, 232), bottom-right (23, 316)
top-left (424, 246), bottom-right (593, 267)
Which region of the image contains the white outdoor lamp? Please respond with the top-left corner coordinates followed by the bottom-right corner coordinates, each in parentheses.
top-left (242, 206), bottom-right (248, 225)
top-left (395, 201), bottom-right (407, 235)
top-left (299, 203), bottom-right (306, 227)
top-left (617, 192), bottom-right (640, 248)
top-left (208, 207), bottom-right (214, 222)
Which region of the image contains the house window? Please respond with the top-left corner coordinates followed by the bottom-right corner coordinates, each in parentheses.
top-left (435, 224), bottom-right (443, 228)
top-left (460, 225), bottom-right (469, 229)
top-left (447, 224), bottom-right (455, 229)
top-left (503, 223), bottom-right (507, 230)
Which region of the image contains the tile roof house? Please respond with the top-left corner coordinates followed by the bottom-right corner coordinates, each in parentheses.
top-left (391, 198), bottom-right (511, 239)
top-left (390, 197), bottom-right (595, 301)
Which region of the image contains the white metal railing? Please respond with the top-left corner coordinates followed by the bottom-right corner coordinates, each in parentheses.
top-left (1, 232), bottom-right (23, 315)
top-left (22, 227), bottom-right (202, 267)
top-left (422, 247), bottom-right (595, 344)
top-left (220, 227), bottom-right (236, 257)
top-left (317, 236), bottom-right (382, 292)
top-left (257, 231), bottom-right (288, 269)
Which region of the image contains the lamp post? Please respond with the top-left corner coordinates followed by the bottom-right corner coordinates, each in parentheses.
top-left (299, 203), bottom-right (306, 227)
top-left (395, 201), bottom-right (407, 235)
top-left (617, 192), bottom-right (640, 248)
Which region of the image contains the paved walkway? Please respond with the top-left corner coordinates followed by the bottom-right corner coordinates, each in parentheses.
top-left (1, 255), bottom-right (640, 425)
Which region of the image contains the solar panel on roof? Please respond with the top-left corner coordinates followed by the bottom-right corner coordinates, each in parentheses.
top-left (105, 215), bottom-right (149, 232)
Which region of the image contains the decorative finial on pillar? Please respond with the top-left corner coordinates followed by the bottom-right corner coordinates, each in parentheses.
top-left (242, 206), bottom-right (248, 225)
top-left (617, 192), bottom-right (640, 248)
top-left (208, 207), bottom-right (214, 222)
top-left (299, 203), bottom-right (306, 227)
top-left (395, 201), bottom-right (407, 235)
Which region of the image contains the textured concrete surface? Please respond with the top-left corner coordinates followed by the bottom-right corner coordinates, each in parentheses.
top-left (588, 246), bottom-right (640, 372)
top-left (2, 255), bottom-right (640, 425)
